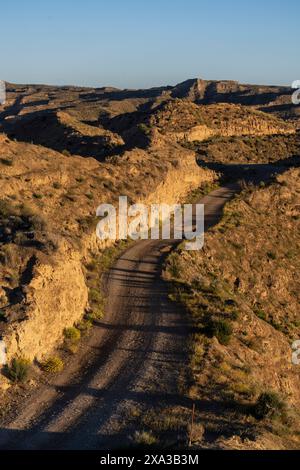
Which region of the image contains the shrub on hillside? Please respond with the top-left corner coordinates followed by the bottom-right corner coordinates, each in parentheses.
top-left (253, 392), bottom-right (286, 420)
top-left (64, 327), bottom-right (81, 343)
top-left (134, 430), bottom-right (158, 447)
top-left (6, 357), bottom-right (31, 383)
top-left (205, 318), bottom-right (233, 345)
top-left (42, 356), bottom-right (64, 374)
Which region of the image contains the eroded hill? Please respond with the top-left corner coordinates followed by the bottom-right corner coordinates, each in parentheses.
top-left (1, 78), bottom-right (298, 157)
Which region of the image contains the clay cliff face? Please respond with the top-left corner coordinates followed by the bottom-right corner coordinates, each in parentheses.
top-left (0, 132), bottom-right (216, 361)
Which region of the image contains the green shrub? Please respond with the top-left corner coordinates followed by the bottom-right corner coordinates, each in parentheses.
top-left (89, 304), bottom-right (105, 320)
top-left (167, 255), bottom-right (181, 279)
top-left (137, 123), bottom-right (152, 135)
top-left (89, 288), bottom-right (103, 304)
top-left (53, 182), bottom-right (62, 190)
top-left (6, 357), bottom-right (31, 383)
top-left (134, 430), bottom-right (158, 447)
top-left (77, 319), bottom-right (93, 333)
top-left (42, 356), bottom-right (64, 374)
top-left (255, 309), bottom-right (267, 321)
top-left (85, 192), bottom-right (94, 200)
top-left (270, 319), bottom-right (284, 332)
top-left (98, 246), bottom-right (121, 271)
top-left (253, 392), bottom-right (286, 420)
top-left (63, 327), bottom-right (81, 353)
top-left (64, 327), bottom-right (81, 343)
top-left (84, 312), bottom-right (96, 323)
top-left (205, 319), bottom-right (233, 345)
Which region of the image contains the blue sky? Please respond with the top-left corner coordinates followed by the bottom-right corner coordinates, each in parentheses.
top-left (0, 0), bottom-right (299, 88)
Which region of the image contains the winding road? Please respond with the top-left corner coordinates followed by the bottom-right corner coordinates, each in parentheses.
top-left (0, 184), bottom-right (237, 450)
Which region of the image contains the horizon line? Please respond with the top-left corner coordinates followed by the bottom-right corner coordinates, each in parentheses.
top-left (2, 76), bottom-right (292, 91)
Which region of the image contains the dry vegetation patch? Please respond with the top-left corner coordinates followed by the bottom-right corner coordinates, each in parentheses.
top-left (186, 133), bottom-right (300, 164)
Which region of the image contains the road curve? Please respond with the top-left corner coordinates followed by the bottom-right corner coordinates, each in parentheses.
top-left (0, 185), bottom-right (237, 450)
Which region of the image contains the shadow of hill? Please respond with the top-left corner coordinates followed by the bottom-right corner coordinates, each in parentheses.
top-left (1, 110), bottom-right (125, 161)
top-left (197, 160), bottom-right (299, 185)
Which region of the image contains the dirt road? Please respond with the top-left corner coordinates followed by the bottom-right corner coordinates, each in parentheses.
top-left (0, 185), bottom-right (236, 450)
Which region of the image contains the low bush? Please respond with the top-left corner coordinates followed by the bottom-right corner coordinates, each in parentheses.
top-left (63, 327), bottom-right (81, 353)
top-left (91, 305), bottom-right (104, 320)
top-left (89, 288), bottom-right (103, 304)
top-left (137, 123), bottom-right (152, 135)
top-left (167, 254), bottom-right (181, 279)
top-left (6, 357), bottom-right (31, 383)
top-left (32, 193), bottom-right (43, 200)
top-left (205, 318), bottom-right (233, 345)
top-left (42, 356), bottom-right (64, 374)
top-left (84, 312), bottom-right (96, 323)
top-left (77, 319), bottom-right (93, 334)
top-left (64, 327), bottom-right (81, 343)
top-left (255, 308), bottom-right (267, 321)
top-left (134, 430), bottom-right (158, 447)
top-left (253, 392), bottom-right (286, 420)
